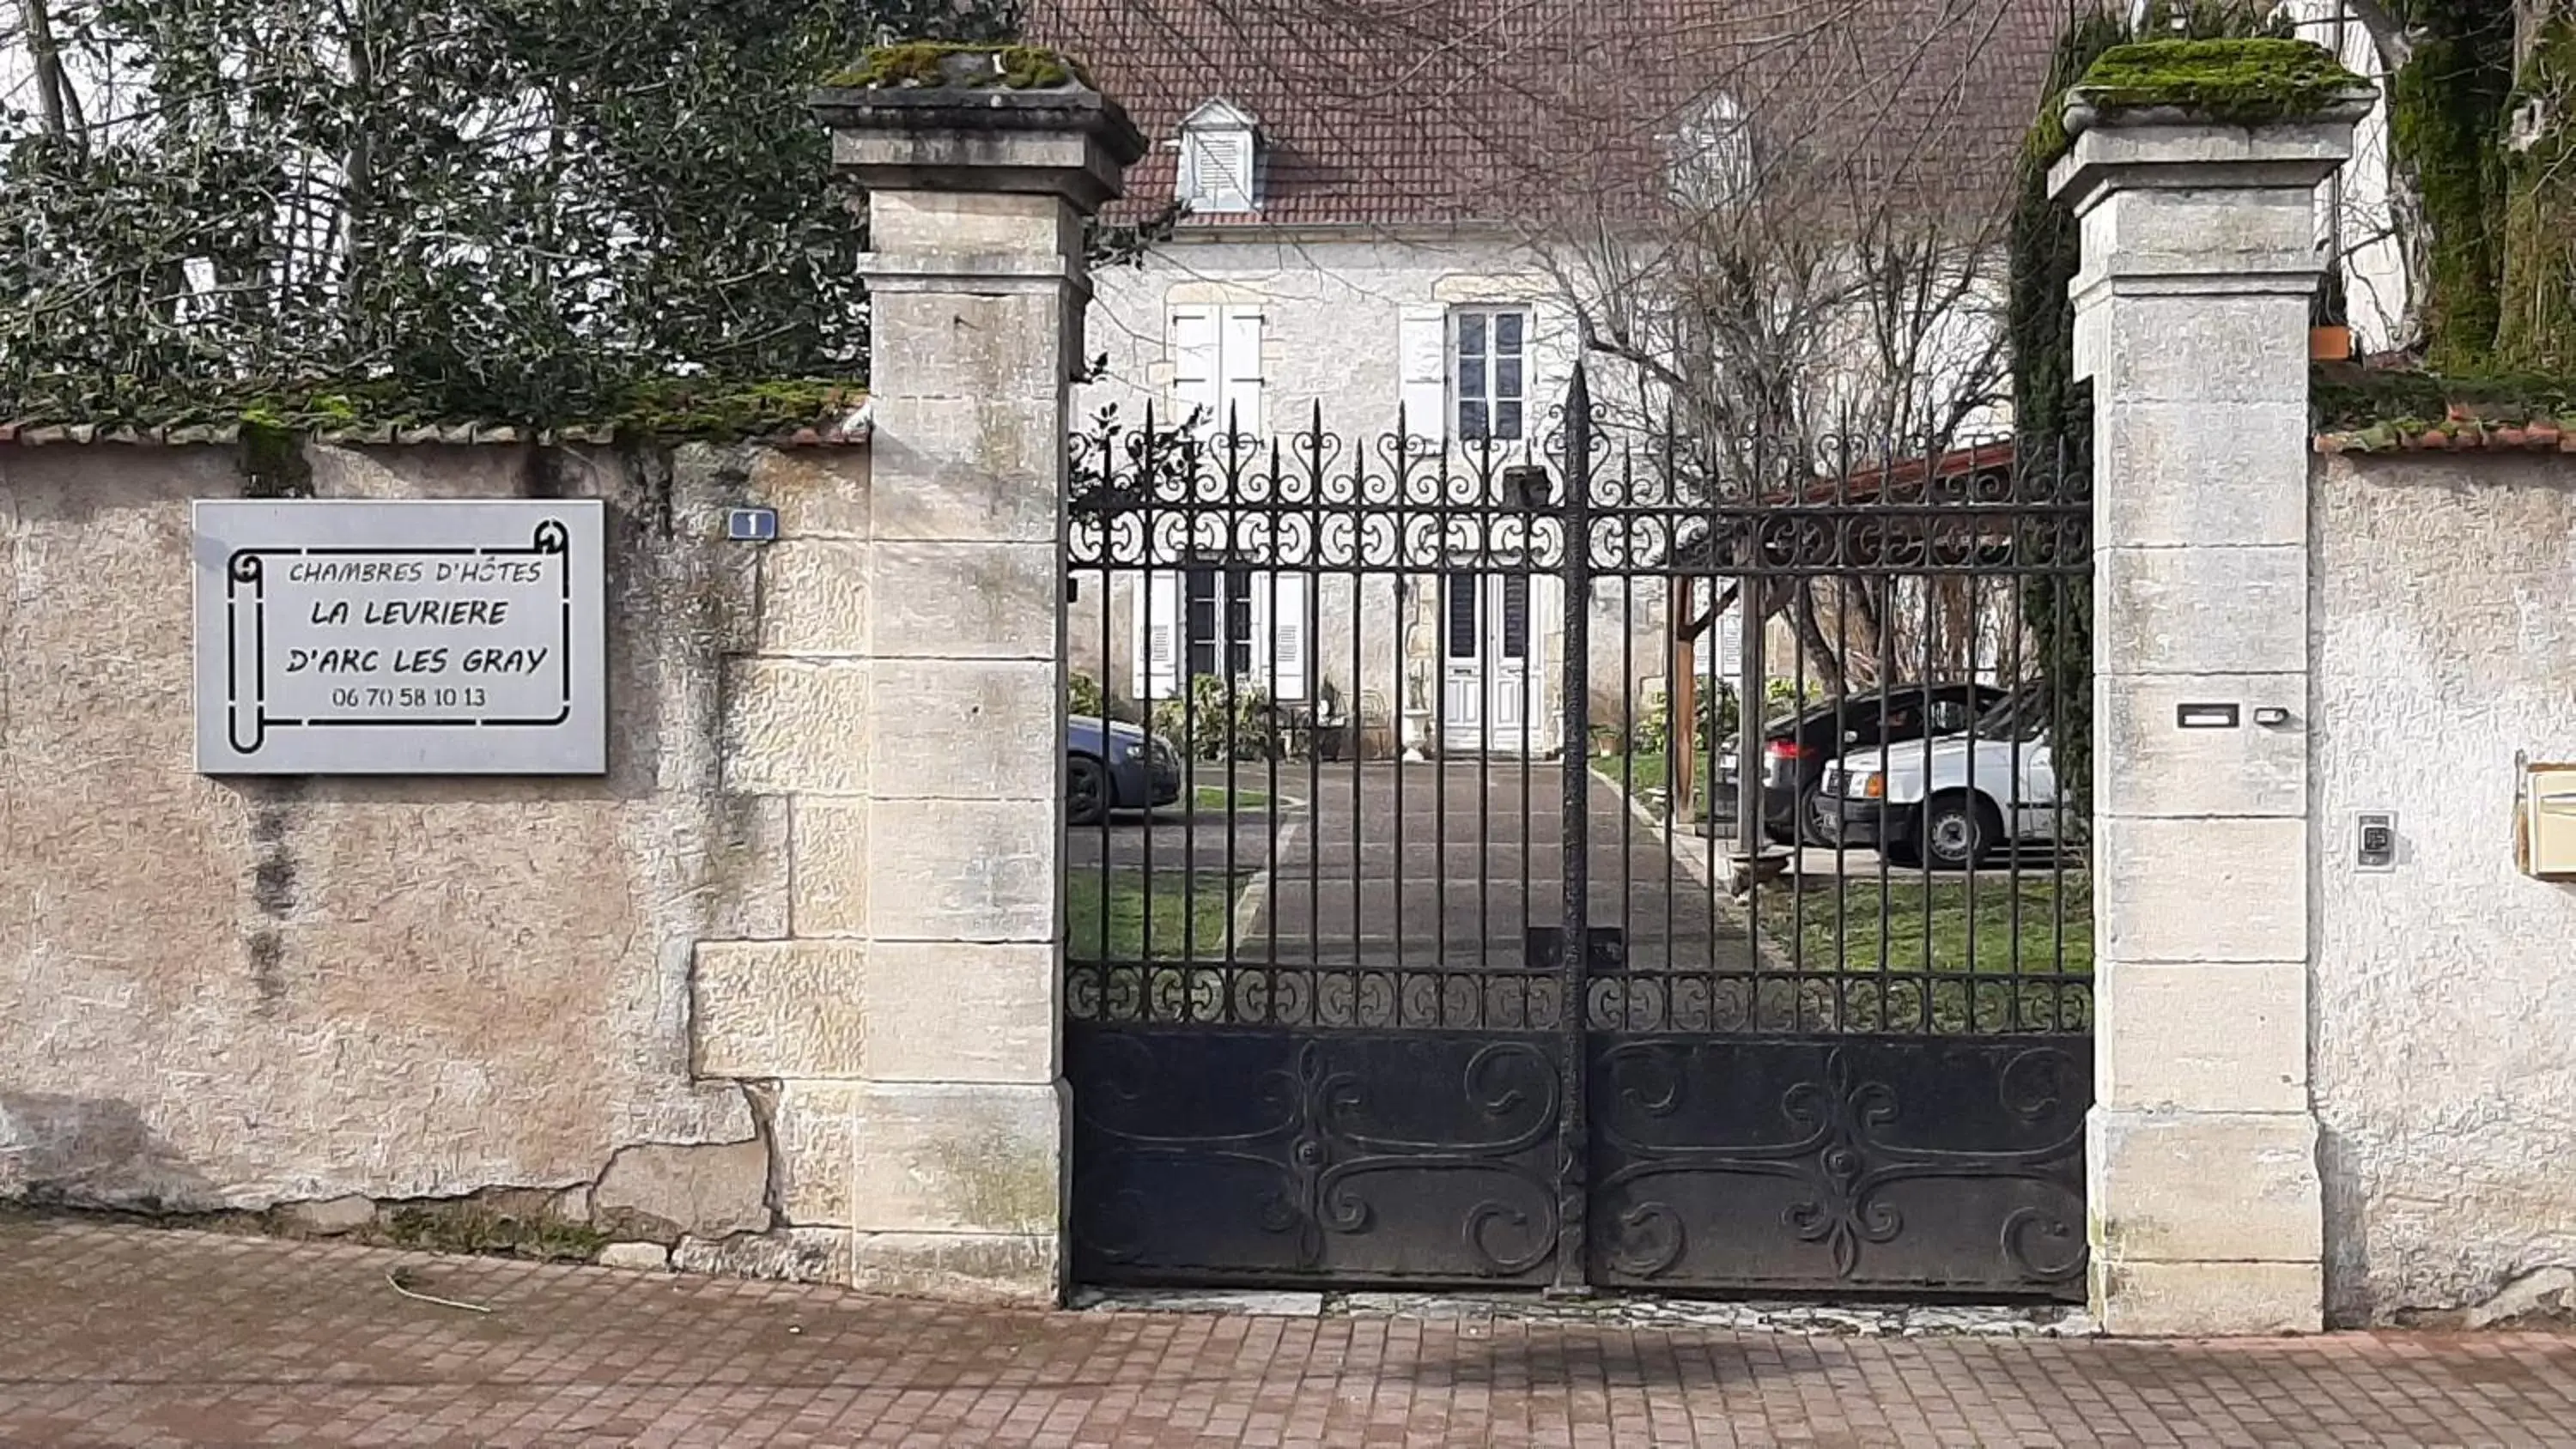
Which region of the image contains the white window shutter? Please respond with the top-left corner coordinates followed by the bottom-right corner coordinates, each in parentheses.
top-left (1185, 128), bottom-right (1254, 211)
top-left (1217, 131), bottom-right (1255, 209)
top-left (1170, 308), bottom-right (1219, 433)
top-left (1266, 572), bottom-right (1309, 701)
top-left (1219, 308), bottom-right (1265, 440)
top-left (1530, 300), bottom-right (1577, 427)
top-left (1179, 130), bottom-right (1207, 205)
top-left (1398, 306), bottom-right (1447, 446)
top-left (1135, 572), bottom-right (1182, 700)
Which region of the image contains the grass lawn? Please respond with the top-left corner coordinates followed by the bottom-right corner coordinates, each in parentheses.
top-left (1749, 870), bottom-right (2093, 1034)
top-left (1066, 866), bottom-right (1242, 961)
top-left (1593, 751), bottom-right (1746, 824)
top-left (1187, 781), bottom-right (1274, 813)
top-left (1595, 751), bottom-right (1686, 820)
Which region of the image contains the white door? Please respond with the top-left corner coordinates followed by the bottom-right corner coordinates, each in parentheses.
top-left (1440, 573), bottom-right (1548, 754)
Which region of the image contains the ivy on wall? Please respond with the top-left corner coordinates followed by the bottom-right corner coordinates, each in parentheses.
top-left (2390, 3), bottom-right (2519, 369)
top-left (2006, 1), bottom-right (2290, 828)
top-left (2385, 1), bottom-right (2575, 373)
top-left (2494, 11), bottom-right (2575, 373)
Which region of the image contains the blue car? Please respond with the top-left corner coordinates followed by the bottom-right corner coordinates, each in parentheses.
top-left (1066, 716), bottom-right (1181, 827)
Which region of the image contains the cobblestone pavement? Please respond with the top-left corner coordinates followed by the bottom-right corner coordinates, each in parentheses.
top-left (5, 1219), bottom-right (2576, 1447)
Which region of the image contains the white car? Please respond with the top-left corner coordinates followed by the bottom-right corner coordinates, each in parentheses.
top-left (1816, 684), bottom-right (2063, 869)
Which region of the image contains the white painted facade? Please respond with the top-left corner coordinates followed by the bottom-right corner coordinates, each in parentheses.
top-left (1068, 227), bottom-right (1996, 756)
top-left (1072, 229), bottom-right (1655, 756)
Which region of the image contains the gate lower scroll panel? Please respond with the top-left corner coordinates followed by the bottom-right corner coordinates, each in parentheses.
top-left (1587, 1034), bottom-right (2089, 1296)
top-left (1066, 1016), bottom-right (1567, 1288)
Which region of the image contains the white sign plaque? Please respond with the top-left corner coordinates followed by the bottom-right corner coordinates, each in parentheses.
top-left (193, 500), bottom-right (608, 774)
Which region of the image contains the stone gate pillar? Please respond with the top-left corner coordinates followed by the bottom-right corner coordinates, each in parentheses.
top-left (2050, 56), bottom-right (2370, 1335)
top-left (805, 56), bottom-right (1140, 1303)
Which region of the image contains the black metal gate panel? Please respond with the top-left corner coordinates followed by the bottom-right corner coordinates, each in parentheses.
top-left (1064, 376), bottom-right (2092, 1299)
top-left (1066, 1023), bottom-right (1568, 1286)
top-left (1588, 1035), bottom-right (2087, 1292)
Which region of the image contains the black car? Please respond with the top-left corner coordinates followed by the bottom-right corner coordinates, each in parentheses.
top-left (1759, 682), bottom-right (2006, 845)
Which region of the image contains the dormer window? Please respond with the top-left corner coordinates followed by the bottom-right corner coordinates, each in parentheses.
top-left (1670, 93), bottom-right (1753, 209)
top-left (1178, 99), bottom-right (1260, 214)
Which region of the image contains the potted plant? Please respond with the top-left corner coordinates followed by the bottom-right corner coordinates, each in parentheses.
top-left (1400, 659), bottom-right (1434, 761)
top-left (1312, 680), bottom-right (1350, 762)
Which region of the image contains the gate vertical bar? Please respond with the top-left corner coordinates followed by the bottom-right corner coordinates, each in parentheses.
top-left (1552, 364), bottom-right (1594, 1292)
top-left (1735, 432), bottom-right (1765, 869)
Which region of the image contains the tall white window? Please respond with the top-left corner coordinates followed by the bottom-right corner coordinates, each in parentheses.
top-left (1451, 306), bottom-right (1529, 441)
top-left (1136, 569), bottom-right (1309, 700)
top-left (1170, 306), bottom-right (1265, 439)
top-left (1177, 99), bottom-right (1259, 213)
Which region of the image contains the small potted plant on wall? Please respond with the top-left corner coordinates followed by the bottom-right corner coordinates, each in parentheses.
top-left (2310, 269), bottom-right (2352, 361)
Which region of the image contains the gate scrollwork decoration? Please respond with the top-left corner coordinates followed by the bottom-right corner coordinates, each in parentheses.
top-left (1070, 1033), bottom-right (1567, 1281)
top-left (1065, 373), bottom-right (2093, 1297)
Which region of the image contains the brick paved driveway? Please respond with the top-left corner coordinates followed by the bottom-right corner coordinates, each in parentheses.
top-left (3, 1218), bottom-right (2573, 1447)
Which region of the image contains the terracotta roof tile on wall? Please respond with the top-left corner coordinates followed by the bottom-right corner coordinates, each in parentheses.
top-left (2314, 420), bottom-right (2575, 455)
top-left (1030, 0), bottom-right (2072, 229)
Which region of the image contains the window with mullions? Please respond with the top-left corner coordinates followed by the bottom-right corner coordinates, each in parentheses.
top-left (1184, 566), bottom-right (1257, 680)
top-left (1453, 307), bottom-right (1528, 441)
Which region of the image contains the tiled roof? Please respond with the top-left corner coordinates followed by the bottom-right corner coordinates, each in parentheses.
top-left (1029, 0), bottom-right (2068, 229)
top-left (2315, 418), bottom-right (2576, 455)
top-left (1663, 439), bottom-right (2029, 567)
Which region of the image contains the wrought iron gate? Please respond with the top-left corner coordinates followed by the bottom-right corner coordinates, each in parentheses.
top-left (1062, 372), bottom-right (2092, 1299)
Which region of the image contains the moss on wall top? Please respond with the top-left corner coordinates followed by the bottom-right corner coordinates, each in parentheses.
top-left (825, 42), bottom-right (1091, 92)
top-left (2072, 38), bottom-right (2368, 126)
top-left (2312, 362), bottom-right (2576, 451)
top-left (0, 377), bottom-right (868, 446)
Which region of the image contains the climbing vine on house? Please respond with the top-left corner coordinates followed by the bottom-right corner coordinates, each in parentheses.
top-left (0, 1), bottom-right (1036, 424)
top-left (2371, 0), bottom-right (2573, 373)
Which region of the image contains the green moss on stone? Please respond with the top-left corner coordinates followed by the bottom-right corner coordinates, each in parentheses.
top-left (2495, 16), bottom-right (2576, 373)
top-left (236, 418), bottom-right (314, 498)
top-left (826, 41), bottom-right (1089, 92)
top-left (606, 377), bottom-right (866, 440)
top-left (3, 376), bottom-right (866, 442)
top-left (2312, 361), bottom-right (2576, 433)
top-left (380, 1202), bottom-right (612, 1262)
top-left (2073, 38), bottom-right (2367, 125)
top-left (2392, 18), bottom-right (2515, 372)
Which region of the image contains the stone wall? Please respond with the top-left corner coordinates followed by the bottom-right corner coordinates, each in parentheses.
top-left (2312, 450), bottom-right (2576, 1325)
top-left (0, 438), bottom-right (869, 1272)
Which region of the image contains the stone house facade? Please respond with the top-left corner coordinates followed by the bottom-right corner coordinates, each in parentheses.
top-left (1035, 0), bottom-right (2075, 755)
top-left (1041, 0), bottom-right (2425, 756)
